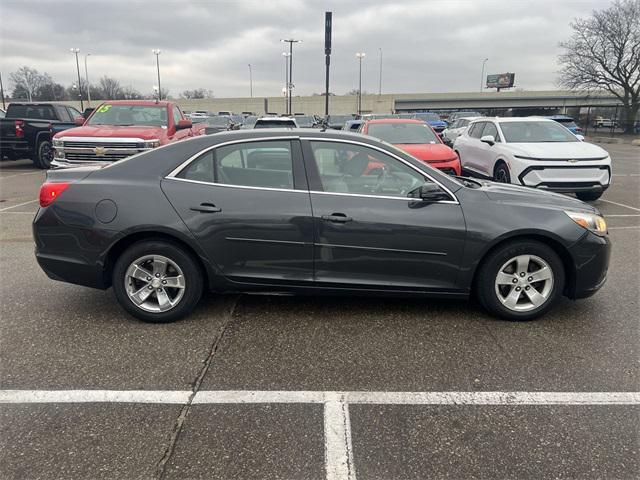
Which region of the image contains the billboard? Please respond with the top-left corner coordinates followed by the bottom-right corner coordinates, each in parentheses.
top-left (486, 73), bottom-right (515, 89)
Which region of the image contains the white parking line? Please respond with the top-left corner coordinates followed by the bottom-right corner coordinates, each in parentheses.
top-left (2, 389), bottom-right (638, 480)
top-left (0, 199), bottom-right (38, 212)
top-left (599, 199), bottom-right (640, 212)
top-left (609, 226), bottom-right (640, 230)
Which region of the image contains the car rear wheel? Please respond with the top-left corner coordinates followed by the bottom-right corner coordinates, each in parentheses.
top-left (493, 162), bottom-right (511, 183)
top-left (112, 240), bottom-right (203, 323)
top-left (575, 191), bottom-right (603, 202)
top-left (476, 240), bottom-right (565, 321)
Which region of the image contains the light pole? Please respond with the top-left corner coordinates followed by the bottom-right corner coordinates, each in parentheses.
top-left (282, 52), bottom-right (291, 114)
top-left (0, 71), bottom-right (5, 110)
top-left (152, 49), bottom-right (162, 100)
top-left (480, 58), bottom-right (488, 92)
top-left (281, 39), bottom-right (300, 116)
top-left (70, 48), bottom-right (84, 111)
top-left (378, 48), bottom-right (382, 96)
top-left (356, 52), bottom-right (366, 115)
top-left (84, 53), bottom-right (91, 106)
top-left (248, 64), bottom-right (253, 98)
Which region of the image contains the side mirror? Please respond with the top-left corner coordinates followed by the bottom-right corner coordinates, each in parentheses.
top-left (410, 183), bottom-right (450, 202)
top-left (176, 119), bottom-right (192, 130)
top-left (575, 134), bottom-right (585, 141)
top-left (480, 135), bottom-right (495, 145)
top-left (74, 117), bottom-right (85, 126)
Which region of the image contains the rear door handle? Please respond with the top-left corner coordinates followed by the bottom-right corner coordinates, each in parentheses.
top-left (321, 213), bottom-right (352, 223)
top-left (190, 203), bottom-right (222, 213)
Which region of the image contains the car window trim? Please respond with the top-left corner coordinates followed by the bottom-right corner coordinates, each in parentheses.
top-left (165, 135), bottom-right (304, 192)
top-left (302, 137), bottom-right (459, 205)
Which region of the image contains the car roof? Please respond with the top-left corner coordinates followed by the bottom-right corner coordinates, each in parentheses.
top-left (365, 118), bottom-right (424, 125)
top-left (472, 117), bottom-right (555, 123)
top-left (96, 100), bottom-right (172, 107)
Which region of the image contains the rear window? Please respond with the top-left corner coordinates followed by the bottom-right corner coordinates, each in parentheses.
top-left (6, 104), bottom-right (57, 120)
top-left (254, 119), bottom-right (296, 128)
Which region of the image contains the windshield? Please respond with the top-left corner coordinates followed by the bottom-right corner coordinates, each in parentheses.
top-left (414, 113), bottom-right (441, 122)
top-left (500, 121), bottom-right (578, 143)
top-left (206, 116), bottom-right (230, 126)
top-left (88, 105), bottom-right (167, 127)
top-left (295, 116), bottom-right (315, 127)
top-left (368, 123), bottom-right (440, 144)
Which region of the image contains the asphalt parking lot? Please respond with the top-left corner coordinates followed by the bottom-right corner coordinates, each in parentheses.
top-left (0, 143), bottom-right (638, 479)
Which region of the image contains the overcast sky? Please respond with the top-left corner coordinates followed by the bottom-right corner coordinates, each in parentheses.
top-left (0, 0), bottom-right (611, 98)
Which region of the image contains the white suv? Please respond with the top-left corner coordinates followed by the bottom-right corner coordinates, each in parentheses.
top-left (453, 117), bottom-right (611, 201)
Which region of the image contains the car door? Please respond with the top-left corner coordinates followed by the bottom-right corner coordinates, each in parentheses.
top-left (460, 121), bottom-right (486, 172)
top-left (474, 121), bottom-right (502, 176)
top-left (302, 138), bottom-right (466, 290)
top-left (161, 138), bottom-right (314, 284)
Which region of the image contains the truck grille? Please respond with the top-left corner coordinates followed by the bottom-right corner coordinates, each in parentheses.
top-left (65, 151), bottom-right (132, 162)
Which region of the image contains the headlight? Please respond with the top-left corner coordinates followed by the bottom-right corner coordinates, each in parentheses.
top-left (144, 140), bottom-right (161, 149)
top-left (564, 211), bottom-right (607, 236)
top-left (53, 138), bottom-right (64, 148)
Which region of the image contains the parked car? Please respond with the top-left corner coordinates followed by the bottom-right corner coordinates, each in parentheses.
top-left (217, 111), bottom-right (233, 116)
top-left (545, 115), bottom-right (582, 135)
top-left (34, 129), bottom-right (610, 323)
top-left (343, 119), bottom-right (364, 132)
top-left (411, 112), bottom-right (448, 134)
top-left (453, 117), bottom-right (611, 201)
top-left (253, 117), bottom-right (298, 128)
top-left (361, 114), bottom-right (399, 121)
top-left (0, 102), bottom-right (82, 168)
top-left (52, 100), bottom-right (205, 168)
top-left (441, 117), bottom-right (479, 145)
top-left (448, 111), bottom-right (483, 123)
top-left (592, 117), bottom-right (618, 128)
top-left (361, 119), bottom-right (461, 175)
top-left (293, 115), bottom-right (317, 128)
top-left (326, 115), bottom-right (355, 130)
top-left (203, 115), bottom-right (234, 134)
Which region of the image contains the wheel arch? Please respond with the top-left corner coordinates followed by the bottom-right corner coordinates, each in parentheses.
top-left (470, 232), bottom-right (576, 298)
top-left (102, 229), bottom-right (216, 290)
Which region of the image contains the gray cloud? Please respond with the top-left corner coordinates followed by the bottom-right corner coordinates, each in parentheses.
top-left (0, 0), bottom-right (611, 97)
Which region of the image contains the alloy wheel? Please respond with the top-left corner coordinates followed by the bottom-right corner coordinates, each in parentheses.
top-left (494, 254), bottom-right (554, 312)
top-left (124, 255), bottom-right (186, 313)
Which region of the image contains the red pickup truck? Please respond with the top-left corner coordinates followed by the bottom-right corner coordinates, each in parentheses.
top-left (52, 100), bottom-right (205, 167)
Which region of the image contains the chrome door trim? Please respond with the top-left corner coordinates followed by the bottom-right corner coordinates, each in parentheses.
top-left (164, 176), bottom-right (308, 194)
top-left (166, 135), bottom-right (300, 178)
top-left (304, 137), bottom-right (459, 204)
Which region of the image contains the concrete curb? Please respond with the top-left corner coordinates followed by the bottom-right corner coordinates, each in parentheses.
top-left (588, 137), bottom-right (623, 144)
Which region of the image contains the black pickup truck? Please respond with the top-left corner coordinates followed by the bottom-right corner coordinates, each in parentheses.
top-left (0, 103), bottom-right (82, 168)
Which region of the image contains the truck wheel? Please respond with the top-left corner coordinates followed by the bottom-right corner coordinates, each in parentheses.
top-left (34, 141), bottom-right (53, 169)
top-left (576, 191), bottom-right (603, 202)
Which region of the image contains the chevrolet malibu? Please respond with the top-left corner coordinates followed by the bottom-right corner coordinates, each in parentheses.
top-left (34, 130), bottom-right (610, 323)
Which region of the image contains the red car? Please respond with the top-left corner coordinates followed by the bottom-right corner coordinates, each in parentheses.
top-left (361, 119), bottom-right (461, 175)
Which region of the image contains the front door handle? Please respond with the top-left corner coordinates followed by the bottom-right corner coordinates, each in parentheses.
top-left (190, 203), bottom-right (222, 213)
top-left (321, 213), bottom-right (352, 223)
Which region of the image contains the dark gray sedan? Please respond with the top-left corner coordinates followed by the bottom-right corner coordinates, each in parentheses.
top-left (34, 130), bottom-right (610, 323)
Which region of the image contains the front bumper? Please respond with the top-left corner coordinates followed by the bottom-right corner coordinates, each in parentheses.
top-left (567, 231), bottom-right (611, 299)
top-left (424, 158), bottom-right (461, 176)
top-left (517, 164), bottom-right (611, 194)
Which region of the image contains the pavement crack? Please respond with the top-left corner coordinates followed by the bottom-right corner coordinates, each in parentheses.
top-left (155, 295), bottom-right (241, 480)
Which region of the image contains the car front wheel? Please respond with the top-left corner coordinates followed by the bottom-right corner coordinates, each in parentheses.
top-left (476, 240), bottom-right (565, 321)
top-left (493, 162), bottom-right (511, 183)
top-left (112, 240), bottom-right (203, 323)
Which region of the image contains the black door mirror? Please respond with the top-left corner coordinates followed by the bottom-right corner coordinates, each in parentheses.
top-left (409, 183), bottom-right (451, 202)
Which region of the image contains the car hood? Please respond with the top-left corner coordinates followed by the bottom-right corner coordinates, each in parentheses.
top-left (478, 181), bottom-right (598, 213)
top-left (506, 141), bottom-right (608, 159)
top-left (54, 125), bottom-right (166, 140)
top-left (395, 143), bottom-right (456, 162)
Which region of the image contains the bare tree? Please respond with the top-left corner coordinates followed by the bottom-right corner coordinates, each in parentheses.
top-left (9, 66), bottom-right (47, 102)
top-left (121, 85), bottom-right (142, 100)
top-left (99, 76), bottom-right (123, 100)
top-left (558, 0), bottom-right (640, 132)
top-left (180, 88), bottom-right (214, 99)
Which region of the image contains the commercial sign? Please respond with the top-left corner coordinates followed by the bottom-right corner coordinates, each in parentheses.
top-left (486, 73), bottom-right (515, 89)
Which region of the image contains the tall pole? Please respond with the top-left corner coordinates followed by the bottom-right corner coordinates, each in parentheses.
top-left (0, 72), bottom-right (5, 110)
top-left (248, 64), bottom-right (253, 98)
top-left (84, 53), bottom-right (91, 106)
top-left (356, 52), bottom-right (365, 115)
top-left (378, 48), bottom-right (382, 96)
top-left (281, 39), bottom-right (300, 116)
top-left (152, 49), bottom-right (162, 100)
top-left (480, 58), bottom-right (488, 92)
top-left (282, 52), bottom-right (290, 114)
top-left (70, 48), bottom-right (84, 111)
top-left (324, 11), bottom-right (332, 117)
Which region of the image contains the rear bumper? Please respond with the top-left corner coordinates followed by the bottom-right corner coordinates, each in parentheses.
top-left (36, 252), bottom-right (108, 289)
top-left (567, 232), bottom-right (611, 299)
top-left (0, 140), bottom-right (33, 156)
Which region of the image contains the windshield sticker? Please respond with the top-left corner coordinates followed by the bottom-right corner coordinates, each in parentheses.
top-left (97, 105), bottom-right (112, 113)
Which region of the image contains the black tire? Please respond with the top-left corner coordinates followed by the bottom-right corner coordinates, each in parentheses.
top-left (475, 240), bottom-right (565, 321)
top-left (575, 191), bottom-right (603, 202)
top-left (493, 161), bottom-right (511, 183)
top-left (112, 240), bottom-right (203, 323)
top-left (34, 140), bottom-right (53, 169)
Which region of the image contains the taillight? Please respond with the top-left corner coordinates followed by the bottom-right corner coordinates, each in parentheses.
top-left (39, 182), bottom-right (71, 207)
top-left (15, 120), bottom-right (24, 138)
